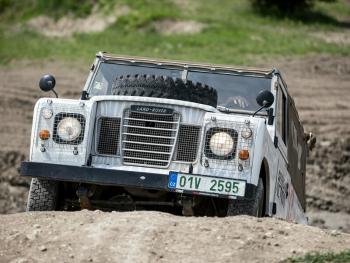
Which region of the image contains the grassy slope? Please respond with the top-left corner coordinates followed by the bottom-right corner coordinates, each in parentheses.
top-left (287, 250), bottom-right (350, 263)
top-left (0, 0), bottom-right (349, 66)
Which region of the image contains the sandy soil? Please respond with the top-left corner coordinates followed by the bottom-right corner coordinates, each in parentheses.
top-left (26, 6), bottom-right (130, 37)
top-left (0, 55), bottom-right (349, 261)
top-left (0, 211), bottom-right (349, 263)
top-left (153, 19), bottom-right (207, 35)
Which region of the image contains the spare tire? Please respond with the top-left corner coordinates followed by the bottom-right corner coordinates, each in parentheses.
top-left (111, 74), bottom-right (217, 108)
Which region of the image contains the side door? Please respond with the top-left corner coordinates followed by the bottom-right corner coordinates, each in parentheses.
top-left (273, 80), bottom-right (290, 219)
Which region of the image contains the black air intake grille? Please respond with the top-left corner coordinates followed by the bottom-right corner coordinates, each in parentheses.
top-left (174, 125), bottom-right (201, 162)
top-left (97, 117), bottom-right (121, 155)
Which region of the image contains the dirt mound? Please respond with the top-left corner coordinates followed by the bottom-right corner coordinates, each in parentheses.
top-left (313, 31), bottom-right (350, 46)
top-left (0, 151), bottom-right (29, 214)
top-left (153, 19), bottom-right (207, 35)
top-left (26, 6), bottom-right (130, 37)
top-left (0, 211), bottom-right (349, 263)
top-left (307, 137), bottom-right (350, 214)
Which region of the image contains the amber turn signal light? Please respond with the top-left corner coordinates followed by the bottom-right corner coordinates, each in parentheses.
top-left (39, 130), bottom-right (50, 140)
top-left (238, 150), bottom-right (249, 160)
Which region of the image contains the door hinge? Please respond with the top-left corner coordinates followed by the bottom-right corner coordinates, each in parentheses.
top-left (274, 136), bottom-right (278, 148)
top-left (272, 202), bottom-right (277, 215)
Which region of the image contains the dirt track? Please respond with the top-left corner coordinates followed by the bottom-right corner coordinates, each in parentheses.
top-left (1, 211), bottom-right (350, 263)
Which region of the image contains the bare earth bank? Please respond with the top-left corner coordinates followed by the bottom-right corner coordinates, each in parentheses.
top-left (0, 211), bottom-right (349, 263)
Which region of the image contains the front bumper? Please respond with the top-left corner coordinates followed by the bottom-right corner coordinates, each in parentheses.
top-left (20, 161), bottom-right (256, 199)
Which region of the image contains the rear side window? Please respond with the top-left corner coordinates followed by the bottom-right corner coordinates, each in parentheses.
top-left (276, 86), bottom-right (287, 145)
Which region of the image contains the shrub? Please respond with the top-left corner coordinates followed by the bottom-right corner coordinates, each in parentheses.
top-left (250, 0), bottom-right (335, 15)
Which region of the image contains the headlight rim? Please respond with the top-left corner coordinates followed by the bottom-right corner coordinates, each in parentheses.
top-left (204, 127), bottom-right (238, 160)
top-left (52, 112), bottom-right (86, 145)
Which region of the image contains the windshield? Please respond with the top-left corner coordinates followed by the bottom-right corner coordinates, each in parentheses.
top-left (88, 62), bottom-right (272, 111)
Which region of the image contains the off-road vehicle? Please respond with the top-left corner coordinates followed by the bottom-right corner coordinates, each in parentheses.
top-left (21, 52), bottom-right (314, 221)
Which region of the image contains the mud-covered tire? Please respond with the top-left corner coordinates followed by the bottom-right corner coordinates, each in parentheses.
top-left (227, 178), bottom-right (264, 217)
top-left (111, 74), bottom-right (218, 108)
top-left (26, 178), bottom-right (58, 211)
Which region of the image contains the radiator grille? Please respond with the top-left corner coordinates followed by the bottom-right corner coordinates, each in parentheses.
top-left (96, 117), bottom-right (121, 155)
top-left (174, 125), bottom-right (201, 162)
top-left (121, 109), bottom-right (180, 168)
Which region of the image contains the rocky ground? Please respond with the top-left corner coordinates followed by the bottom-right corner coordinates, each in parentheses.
top-left (0, 211), bottom-right (349, 263)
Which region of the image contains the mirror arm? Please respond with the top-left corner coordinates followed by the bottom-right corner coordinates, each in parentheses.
top-left (252, 105), bottom-right (265, 117)
top-left (253, 101), bottom-right (268, 117)
top-left (51, 89), bottom-right (58, 98)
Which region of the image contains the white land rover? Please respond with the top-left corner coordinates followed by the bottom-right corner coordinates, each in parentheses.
top-left (21, 52), bottom-right (313, 222)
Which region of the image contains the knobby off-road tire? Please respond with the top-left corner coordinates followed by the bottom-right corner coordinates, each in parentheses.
top-left (227, 178), bottom-right (264, 217)
top-left (111, 74), bottom-right (218, 108)
top-left (26, 178), bottom-right (58, 211)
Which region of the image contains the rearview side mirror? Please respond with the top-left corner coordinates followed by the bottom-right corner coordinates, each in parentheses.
top-left (253, 90), bottom-right (275, 117)
top-left (39, 74), bottom-right (58, 98)
top-left (256, 90), bottom-right (274, 108)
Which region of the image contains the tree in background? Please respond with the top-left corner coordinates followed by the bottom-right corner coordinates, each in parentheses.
top-left (250, 0), bottom-right (336, 15)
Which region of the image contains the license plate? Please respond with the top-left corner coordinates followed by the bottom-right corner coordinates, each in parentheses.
top-left (168, 172), bottom-right (246, 197)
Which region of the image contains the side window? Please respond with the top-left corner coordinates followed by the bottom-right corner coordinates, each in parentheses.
top-left (276, 86), bottom-right (287, 145)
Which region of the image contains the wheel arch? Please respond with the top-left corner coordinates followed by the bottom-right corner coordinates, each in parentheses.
top-left (259, 158), bottom-right (270, 216)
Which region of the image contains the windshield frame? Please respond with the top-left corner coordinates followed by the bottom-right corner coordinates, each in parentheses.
top-left (85, 55), bottom-right (274, 114)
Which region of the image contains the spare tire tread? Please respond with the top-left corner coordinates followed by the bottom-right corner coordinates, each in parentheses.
top-left (111, 74), bottom-right (217, 107)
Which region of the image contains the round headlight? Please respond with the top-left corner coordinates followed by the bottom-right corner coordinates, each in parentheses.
top-left (241, 127), bottom-right (252, 139)
top-left (57, 117), bottom-right (82, 141)
top-left (209, 132), bottom-right (234, 156)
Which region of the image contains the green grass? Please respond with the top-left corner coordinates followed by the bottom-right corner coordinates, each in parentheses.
top-left (0, 0), bottom-right (349, 66)
top-left (286, 250), bottom-right (350, 263)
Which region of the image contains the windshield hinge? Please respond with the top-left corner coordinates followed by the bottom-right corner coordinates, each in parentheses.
top-left (81, 91), bottom-right (89, 100)
top-left (181, 69), bottom-right (188, 82)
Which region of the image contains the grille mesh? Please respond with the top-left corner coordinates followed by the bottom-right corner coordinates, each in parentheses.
top-left (121, 109), bottom-right (180, 168)
top-left (174, 125), bottom-right (201, 162)
top-left (96, 117), bottom-right (121, 155)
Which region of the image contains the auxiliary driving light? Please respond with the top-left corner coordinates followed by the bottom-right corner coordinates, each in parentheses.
top-left (39, 130), bottom-right (50, 140)
top-left (238, 149), bottom-right (249, 160)
top-left (42, 108), bottom-right (53, 119)
top-left (241, 127), bottom-right (252, 139)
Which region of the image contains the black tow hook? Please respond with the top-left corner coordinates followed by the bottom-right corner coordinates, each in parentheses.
top-left (76, 186), bottom-right (92, 210)
top-left (181, 196), bottom-right (194, 216)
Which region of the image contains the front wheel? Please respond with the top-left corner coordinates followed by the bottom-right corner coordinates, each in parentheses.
top-left (227, 178), bottom-right (264, 217)
top-left (26, 178), bottom-right (59, 211)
